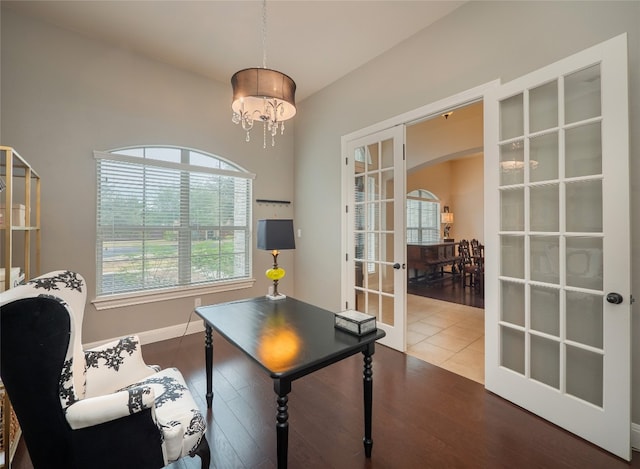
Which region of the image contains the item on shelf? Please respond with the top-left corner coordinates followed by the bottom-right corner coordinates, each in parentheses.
top-left (0, 268), bottom-right (23, 293)
top-left (334, 310), bottom-right (377, 336)
top-left (0, 204), bottom-right (26, 227)
top-left (0, 383), bottom-right (21, 468)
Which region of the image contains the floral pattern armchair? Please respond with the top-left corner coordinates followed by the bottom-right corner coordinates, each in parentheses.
top-left (0, 270), bottom-right (210, 468)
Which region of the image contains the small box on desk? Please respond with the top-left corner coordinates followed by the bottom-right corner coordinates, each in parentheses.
top-left (334, 310), bottom-right (376, 336)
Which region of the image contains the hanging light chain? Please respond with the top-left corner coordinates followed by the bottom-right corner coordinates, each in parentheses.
top-left (262, 0), bottom-right (267, 69)
top-left (260, 0), bottom-right (271, 147)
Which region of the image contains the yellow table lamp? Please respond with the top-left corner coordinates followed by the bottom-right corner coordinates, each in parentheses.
top-left (257, 219), bottom-right (296, 300)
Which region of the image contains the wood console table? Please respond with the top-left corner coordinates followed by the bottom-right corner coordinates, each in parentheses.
top-left (407, 241), bottom-right (460, 283)
top-left (195, 296), bottom-right (386, 469)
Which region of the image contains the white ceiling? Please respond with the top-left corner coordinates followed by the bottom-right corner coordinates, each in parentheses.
top-left (3, 0), bottom-right (466, 102)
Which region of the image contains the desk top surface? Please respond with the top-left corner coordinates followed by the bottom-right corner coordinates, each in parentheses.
top-left (195, 296), bottom-right (385, 380)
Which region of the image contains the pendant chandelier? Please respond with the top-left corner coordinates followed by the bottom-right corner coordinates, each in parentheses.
top-left (231, 0), bottom-right (296, 148)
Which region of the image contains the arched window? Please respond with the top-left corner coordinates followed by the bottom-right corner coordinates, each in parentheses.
top-left (406, 189), bottom-right (441, 243)
top-left (94, 146), bottom-right (254, 299)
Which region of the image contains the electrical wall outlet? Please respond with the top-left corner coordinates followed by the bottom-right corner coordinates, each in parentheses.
top-left (194, 297), bottom-right (202, 307)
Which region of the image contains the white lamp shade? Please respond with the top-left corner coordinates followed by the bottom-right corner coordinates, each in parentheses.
top-left (441, 213), bottom-right (454, 224)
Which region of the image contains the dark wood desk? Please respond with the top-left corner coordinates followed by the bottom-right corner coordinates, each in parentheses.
top-left (195, 296), bottom-right (386, 469)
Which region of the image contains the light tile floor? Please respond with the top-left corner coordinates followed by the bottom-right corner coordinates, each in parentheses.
top-left (407, 294), bottom-right (485, 384)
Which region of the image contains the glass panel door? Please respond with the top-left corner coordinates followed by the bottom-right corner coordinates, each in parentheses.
top-left (485, 34), bottom-right (631, 460)
top-left (347, 126), bottom-right (405, 351)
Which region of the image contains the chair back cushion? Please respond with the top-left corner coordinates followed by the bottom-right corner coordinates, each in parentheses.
top-left (1, 296), bottom-right (74, 466)
top-left (0, 271), bottom-right (90, 466)
top-left (0, 271), bottom-right (88, 404)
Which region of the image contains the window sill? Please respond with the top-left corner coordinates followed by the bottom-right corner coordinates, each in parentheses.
top-left (92, 278), bottom-right (256, 310)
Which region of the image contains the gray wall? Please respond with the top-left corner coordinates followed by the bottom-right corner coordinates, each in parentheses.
top-left (0, 7), bottom-right (296, 342)
top-left (293, 1), bottom-right (640, 422)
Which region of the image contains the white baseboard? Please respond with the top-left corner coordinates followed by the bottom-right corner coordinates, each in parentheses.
top-left (84, 318), bottom-right (205, 349)
top-left (632, 423), bottom-right (640, 452)
top-left (138, 319), bottom-right (206, 345)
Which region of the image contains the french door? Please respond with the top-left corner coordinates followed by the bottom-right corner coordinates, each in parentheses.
top-left (344, 126), bottom-right (406, 351)
top-left (484, 34), bottom-right (631, 459)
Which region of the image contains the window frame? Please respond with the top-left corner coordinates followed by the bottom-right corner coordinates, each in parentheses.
top-left (406, 189), bottom-right (441, 244)
top-left (92, 146), bottom-right (256, 310)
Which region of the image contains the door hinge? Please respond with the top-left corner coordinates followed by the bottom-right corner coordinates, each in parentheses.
top-left (631, 295), bottom-right (636, 304)
top-left (345, 205), bottom-right (348, 213)
top-left (345, 253), bottom-right (348, 262)
top-left (345, 156), bottom-right (348, 165)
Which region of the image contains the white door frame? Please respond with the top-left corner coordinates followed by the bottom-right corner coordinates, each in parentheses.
top-left (340, 80), bottom-right (499, 351)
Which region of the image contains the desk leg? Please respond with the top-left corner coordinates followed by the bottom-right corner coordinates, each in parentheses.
top-left (274, 380), bottom-right (291, 469)
top-left (363, 343), bottom-right (374, 458)
top-left (204, 324), bottom-right (213, 408)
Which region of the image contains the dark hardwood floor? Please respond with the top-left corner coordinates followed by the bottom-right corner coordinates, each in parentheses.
top-left (408, 274), bottom-right (484, 309)
top-left (13, 331), bottom-right (638, 468)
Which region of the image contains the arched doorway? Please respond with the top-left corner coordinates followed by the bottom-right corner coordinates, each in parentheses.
top-left (405, 101), bottom-right (485, 384)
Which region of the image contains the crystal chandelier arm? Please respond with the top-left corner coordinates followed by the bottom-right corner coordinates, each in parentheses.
top-left (242, 116), bottom-right (254, 131)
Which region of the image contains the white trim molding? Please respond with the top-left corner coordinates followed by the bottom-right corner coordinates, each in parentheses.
top-left (92, 278), bottom-right (255, 310)
top-left (632, 423), bottom-right (640, 452)
top-left (84, 316), bottom-right (206, 349)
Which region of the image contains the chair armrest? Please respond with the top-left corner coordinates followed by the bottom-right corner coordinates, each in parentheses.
top-left (84, 335), bottom-right (158, 398)
top-left (65, 385), bottom-right (156, 430)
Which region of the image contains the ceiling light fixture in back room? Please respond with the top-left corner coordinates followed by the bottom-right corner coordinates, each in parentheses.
top-left (231, 0), bottom-right (297, 149)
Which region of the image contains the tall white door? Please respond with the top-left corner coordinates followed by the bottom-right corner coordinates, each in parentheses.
top-left (344, 126), bottom-right (406, 351)
top-left (484, 34), bottom-right (631, 459)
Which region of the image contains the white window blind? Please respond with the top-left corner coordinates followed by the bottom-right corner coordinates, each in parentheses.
top-left (406, 189), bottom-right (440, 244)
top-left (95, 147), bottom-right (253, 296)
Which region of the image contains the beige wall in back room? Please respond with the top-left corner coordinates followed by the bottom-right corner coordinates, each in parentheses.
top-left (405, 100), bottom-right (484, 244)
top-left (406, 155), bottom-right (484, 243)
top-left (450, 156), bottom-right (484, 244)
top-left (407, 162), bottom-right (452, 208)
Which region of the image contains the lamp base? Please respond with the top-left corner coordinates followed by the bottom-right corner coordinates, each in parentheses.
top-left (266, 293), bottom-right (287, 300)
